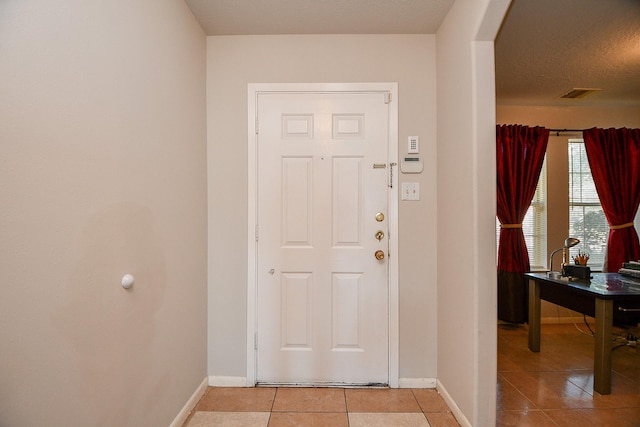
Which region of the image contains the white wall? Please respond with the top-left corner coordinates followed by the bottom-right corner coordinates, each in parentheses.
top-left (206, 35), bottom-right (439, 382)
top-left (437, 1), bottom-right (510, 425)
top-left (0, 1), bottom-right (208, 426)
top-left (497, 105), bottom-right (640, 320)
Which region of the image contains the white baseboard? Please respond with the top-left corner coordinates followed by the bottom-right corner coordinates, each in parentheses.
top-left (398, 377), bottom-right (437, 389)
top-left (436, 379), bottom-right (470, 427)
top-left (208, 375), bottom-right (248, 387)
top-left (170, 377), bottom-right (208, 427)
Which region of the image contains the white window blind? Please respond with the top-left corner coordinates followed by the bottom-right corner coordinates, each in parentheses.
top-left (569, 139), bottom-right (640, 270)
top-left (496, 159), bottom-right (547, 271)
top-left (568, 139), bottom-right (607, 270)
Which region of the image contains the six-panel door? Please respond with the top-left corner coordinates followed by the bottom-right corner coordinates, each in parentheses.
top-left (256, 91), bottom-right (391, 385)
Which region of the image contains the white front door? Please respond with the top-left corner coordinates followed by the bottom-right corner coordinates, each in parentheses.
top-left (254, 89), bottom-right (393, 385)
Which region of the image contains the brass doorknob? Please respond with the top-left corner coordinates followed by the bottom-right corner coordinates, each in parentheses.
top-left (375, 212), bottom-right (385, 222)
top-left (375, 231), bottom-right (385, 241)
top-left (375, 250), bottom-right (385, 260)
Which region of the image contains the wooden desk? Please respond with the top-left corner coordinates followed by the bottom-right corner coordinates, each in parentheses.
top-left (525, 272), bottom-right (640, 394)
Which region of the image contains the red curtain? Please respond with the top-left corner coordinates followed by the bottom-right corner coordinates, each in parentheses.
top-left (497, 125), bottom-right (549, 323)
top-left (583, 128), bottom-right (640, 272)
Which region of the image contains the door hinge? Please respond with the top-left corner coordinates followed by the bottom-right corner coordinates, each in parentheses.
top-left (384, 92), bottom-right (392, 104)
top-left (255, 224), bottom-right (259, 242)
top-left (255, 117), bottom-right (259, 134)
top-left (254, 333), bottom-right (258, 350)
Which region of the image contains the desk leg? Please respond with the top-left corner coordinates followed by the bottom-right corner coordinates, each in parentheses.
top-left (528, 279), bottom-right (540, 352)
top-left (594, 298), bottom-right (613, 395)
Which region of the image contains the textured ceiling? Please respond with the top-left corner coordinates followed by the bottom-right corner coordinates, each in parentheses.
top-left (496, 0), bottom-right (640, 107)
top-left (186, 0), bottom-right (640, 107)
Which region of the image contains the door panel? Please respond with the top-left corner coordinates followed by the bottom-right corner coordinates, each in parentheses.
top-left (281, 157), bottom-right (313, 246)
top-left (256, 91), bottom-right (390, 385)
top-left (333, 157), bottom-right (362, 246)
top-left (332, 272), bottom-right (363, 350)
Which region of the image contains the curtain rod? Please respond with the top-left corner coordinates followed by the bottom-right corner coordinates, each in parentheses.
top-left (548, 128), bottom-right (585, 136)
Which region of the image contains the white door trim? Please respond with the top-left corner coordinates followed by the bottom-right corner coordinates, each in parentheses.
top-left (247, 83), bottom-right (399, 387)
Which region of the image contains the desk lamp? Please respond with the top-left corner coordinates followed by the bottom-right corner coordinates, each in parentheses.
top-left (548, 237), bottom-right (580, 277)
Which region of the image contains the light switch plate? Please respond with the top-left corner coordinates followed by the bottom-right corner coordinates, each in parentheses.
top-left (401, 182), bottom-right (420, 201)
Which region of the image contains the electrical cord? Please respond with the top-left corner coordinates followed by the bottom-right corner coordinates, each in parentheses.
top-left (574, 315), bottom-right (639, 350)
top-left (583, 315), bottom-right (595, 335)
top-left (573, 315), bottom-right (594, 337)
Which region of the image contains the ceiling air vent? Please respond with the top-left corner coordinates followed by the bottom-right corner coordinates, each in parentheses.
top-left (559, 88), bottom-right (601, 99)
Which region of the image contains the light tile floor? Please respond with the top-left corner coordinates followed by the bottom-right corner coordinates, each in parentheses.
top-left (184, 322), bottom-right (640, 426)
top-left (183, 387), bottom-right (460, 427)
top-left (498, 322), bottom-right (640, 426)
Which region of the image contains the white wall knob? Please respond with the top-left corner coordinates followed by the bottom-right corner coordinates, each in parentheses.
top-left (121, 274), bottom-right (135, 289)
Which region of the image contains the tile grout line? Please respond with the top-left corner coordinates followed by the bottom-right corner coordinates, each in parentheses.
top-left (497, 372), bottom-right (541, 412)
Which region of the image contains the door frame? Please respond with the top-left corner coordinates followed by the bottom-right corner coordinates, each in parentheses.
top-left (247, 83), bottom-right (399, 387)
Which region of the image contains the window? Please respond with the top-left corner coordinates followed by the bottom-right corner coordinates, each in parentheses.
top-left (496, 159), bottom-right (547, 271)
top-left (568, 139), bottom-right (608, 270)
top-left (568, 139), bottom-right (640, 271)
top-left (496, 137), bottom-right (640, 273)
